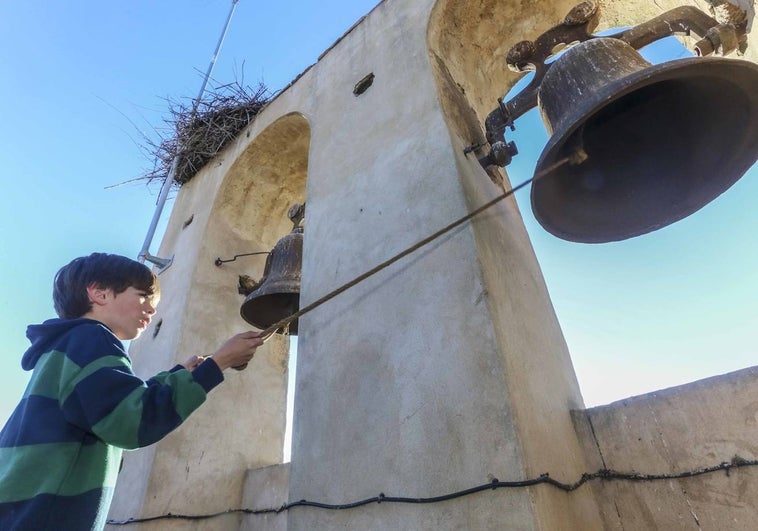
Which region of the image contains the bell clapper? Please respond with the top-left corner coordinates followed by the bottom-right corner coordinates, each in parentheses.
top-left (534, 145), bottom-right (589, 180)
top-left (569, 146), bottom-right (588, 166)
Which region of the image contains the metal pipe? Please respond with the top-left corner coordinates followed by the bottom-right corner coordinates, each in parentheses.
top-left (138, 0), bottom-right (240, 271)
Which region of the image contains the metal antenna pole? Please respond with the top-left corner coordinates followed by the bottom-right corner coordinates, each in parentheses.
top-left (138, 0), bottom-right (241, 271)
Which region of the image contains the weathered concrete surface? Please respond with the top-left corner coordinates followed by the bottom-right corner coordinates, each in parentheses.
top-left (577, 366), bottom-right (758, 530)
top-left (240, 464), bottom-right (289, 531)
top-left (107, 0), bottom-right (758, 529)
top-left (106, 107), bottom-right (306, 531)
top-left (427, 1), bottom-right (607, 529)
top-left (286, 0), bottom-right (602, 528)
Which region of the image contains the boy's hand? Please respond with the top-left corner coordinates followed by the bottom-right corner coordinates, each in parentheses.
top-left (210, 331), bottom-right (264, 371)
top-left (181, 355), bottom-right (207, 371)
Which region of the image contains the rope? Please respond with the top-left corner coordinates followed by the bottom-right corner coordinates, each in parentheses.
top-left (258, 154), bottom-right (578, 336)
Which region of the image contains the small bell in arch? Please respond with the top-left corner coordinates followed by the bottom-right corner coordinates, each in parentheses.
top-left (240, 204), bottom-right (304, 334)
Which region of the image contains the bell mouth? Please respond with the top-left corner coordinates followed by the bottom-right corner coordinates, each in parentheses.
top-left (240, 292), bottom-right (300, 334)
top-left (531, 56), bottom-right (758, 243)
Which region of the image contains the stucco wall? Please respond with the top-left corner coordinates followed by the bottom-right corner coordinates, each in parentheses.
top-left (108, 0), bottom-right (758, 529)
top-left (577, 366), bottom-right (758, 530)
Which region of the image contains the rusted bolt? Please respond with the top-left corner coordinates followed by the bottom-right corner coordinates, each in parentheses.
top-left (489, 140), bottom-right (519, 167)
top-left (564, 1), bottom-right (598, 26)
top-left (506, 40), bottom-right (535, 69)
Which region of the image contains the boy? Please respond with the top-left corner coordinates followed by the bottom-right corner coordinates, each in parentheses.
top-left (0, 253), bottom-right (263, 530)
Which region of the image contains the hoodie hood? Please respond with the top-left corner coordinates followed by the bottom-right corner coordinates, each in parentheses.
top-left (22, 318), bottom-right (109, 371)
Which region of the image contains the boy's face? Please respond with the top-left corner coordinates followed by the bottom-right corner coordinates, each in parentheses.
top-left (87, 286), bottom-right (159, 340)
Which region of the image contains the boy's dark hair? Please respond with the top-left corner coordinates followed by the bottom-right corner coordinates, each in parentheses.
top-left (53, 253), bottom-right (160, 319)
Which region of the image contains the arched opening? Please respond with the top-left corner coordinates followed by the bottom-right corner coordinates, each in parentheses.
top-left (428, 0), bottom-right (758, 406)
top-left (426, 0), bottom-right (577, 163)
top-left (502, 32), bottom-right (758, 405)
top-left (194, 112), bottom-right (310, 464)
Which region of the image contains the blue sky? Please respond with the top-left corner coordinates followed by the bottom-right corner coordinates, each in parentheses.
top-left (1, 1), bottom-right (756, 427)
top-left (0, 0), bottom-right (382, 424)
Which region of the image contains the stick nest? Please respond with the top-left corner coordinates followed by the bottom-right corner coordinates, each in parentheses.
top-left (145, 82), bottom-right (270, 186)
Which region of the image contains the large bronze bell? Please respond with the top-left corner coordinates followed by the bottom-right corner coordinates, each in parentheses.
top-left (532, 37), bottom-right (758, 243)
top-left (240, 226), bottom-right (302, 334)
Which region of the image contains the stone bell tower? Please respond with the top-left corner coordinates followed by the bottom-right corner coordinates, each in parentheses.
top-left (107, 0), bottom-right (758, 529)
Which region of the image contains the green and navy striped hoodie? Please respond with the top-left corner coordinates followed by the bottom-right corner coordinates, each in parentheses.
top-left (0, 318), bottom-right (224, 530)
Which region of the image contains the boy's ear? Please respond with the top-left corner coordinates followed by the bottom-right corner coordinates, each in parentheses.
top-left (86, 284), bottom-right (111, 306)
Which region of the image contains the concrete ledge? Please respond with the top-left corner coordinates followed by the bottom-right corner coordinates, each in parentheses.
top-left (577, 365), bottom-right (758, 530)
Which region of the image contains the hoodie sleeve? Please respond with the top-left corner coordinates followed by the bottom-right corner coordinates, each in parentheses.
top-left (59, 324), bottom-right (224, 449)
